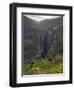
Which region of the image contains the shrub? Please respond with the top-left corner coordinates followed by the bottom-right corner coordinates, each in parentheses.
top-left (24, 54), bottom-right (63, 74)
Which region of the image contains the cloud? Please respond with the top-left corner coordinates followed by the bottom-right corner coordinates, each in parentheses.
top-left (24, 15), bottom-right (61, 22)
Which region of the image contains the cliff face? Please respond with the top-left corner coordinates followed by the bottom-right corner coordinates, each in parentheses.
top-left (22, 16), bottom-right (63, 64)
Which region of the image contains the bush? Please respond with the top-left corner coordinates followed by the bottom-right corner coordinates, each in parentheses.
top-left (24, 54), bottom-right (63, 74)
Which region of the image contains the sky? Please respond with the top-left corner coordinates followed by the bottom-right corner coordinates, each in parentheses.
top-left (24, 15), bottom-right (61, 22)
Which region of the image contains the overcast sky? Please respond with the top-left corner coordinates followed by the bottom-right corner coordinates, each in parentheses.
top-left (24, 15), bottom-right (61, 22)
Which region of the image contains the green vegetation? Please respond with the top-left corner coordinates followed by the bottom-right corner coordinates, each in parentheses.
top-left (24, 54), bottom-right (63, 75)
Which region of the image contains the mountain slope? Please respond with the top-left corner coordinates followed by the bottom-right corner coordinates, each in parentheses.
top-left (22, 16), bottom-right (63, 64)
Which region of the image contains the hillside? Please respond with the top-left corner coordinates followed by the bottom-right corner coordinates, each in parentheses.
top-left (22, 15), bottom-right (63, 64)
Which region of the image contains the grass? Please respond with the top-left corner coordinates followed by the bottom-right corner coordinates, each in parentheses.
top-left (24, 54), bottom-right (63, 75)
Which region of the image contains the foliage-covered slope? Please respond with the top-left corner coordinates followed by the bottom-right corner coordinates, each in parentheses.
top-left (23, 16), bottom-right (63, 65)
